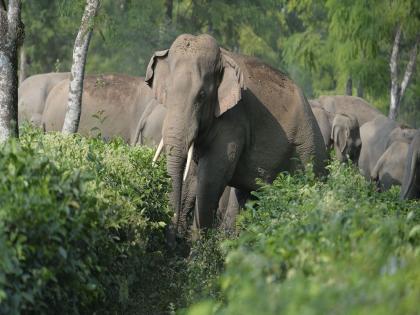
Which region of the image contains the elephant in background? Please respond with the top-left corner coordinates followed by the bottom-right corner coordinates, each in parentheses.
top-left (316, 95), bottom-right (385, 126)
top-left (309, 100), bottom-right (332, 149)
top-left (331, 113), bottom-right (361, 163)
top-left (42, 74), bottom-right (164, 146)
top-left (309, 100), bottom-right (361, 163)
top-left (400, 131), bottom-right (420, 199)
top-left (18, 72), bottom-right (70, 126)
top-left (371, 140), bottom-right (410, 191)
top-left (147, 34), bottom-right (327, 232)
top-left (358, 116), bottom-right (417, 179)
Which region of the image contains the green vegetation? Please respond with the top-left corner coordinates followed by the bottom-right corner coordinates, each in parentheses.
top-left (187, 162), bottom-right (420, 315)
top-left (1, 128), bottom-right (418, 314)
top-left (0, 126), bottom-right (173, 314)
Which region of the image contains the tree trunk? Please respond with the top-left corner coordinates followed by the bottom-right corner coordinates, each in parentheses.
top-left (345, 77), bottom-right (352, 96)
top-left (357, 82), bottom-right (364, 98)
top-left (389, 26), bottom-right (419, 121)
top-left (399, 35), bottom-right (419, 103)
top-left (389, 25), bottom-right (402, 120)
top-left (165, 0), bottom-right (173, 22)
top-left (18, 44), bottom-right (26, 85)
top-left (62, 0), bottom-right (100, 135)
top-left (0, 0), bottom-right (23, 142)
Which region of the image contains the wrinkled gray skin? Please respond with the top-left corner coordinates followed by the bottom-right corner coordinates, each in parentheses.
top-left (309, 100), bottom-right (332, 149)
top-left (331, 113), bottom-right (361, 163)
top-left (18, 72), bottom-right (70, 126)
top-left (146, 34), bottom-right (327, 232)
top-left (317, 95), bottom-right (385, 125)
top-left (371, 140), bottom-right (410, 191)
top-left (359, 116), bottom-right (417, 180)
top-left (42, 74), bottom-right (164, 146)
top-left (400, 131), bottom-right (420, 199)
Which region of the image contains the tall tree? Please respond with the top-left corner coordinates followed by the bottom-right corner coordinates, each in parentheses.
top-left (0, 0), bottom-right (23, 142)
top-left (62, 0), bottom-right (100, 134)
top-left (389, 25), bottom-right (419, 120)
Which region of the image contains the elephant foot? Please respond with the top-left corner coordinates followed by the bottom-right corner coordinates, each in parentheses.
top-left (164, 222), bottom-right (192, 257)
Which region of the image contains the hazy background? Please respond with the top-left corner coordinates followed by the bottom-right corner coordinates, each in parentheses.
top-left (22, 0), bottom-right (420, 126)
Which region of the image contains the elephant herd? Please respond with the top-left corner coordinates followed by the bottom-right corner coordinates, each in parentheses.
top-left (309, 96), bottom-right (420, 199)
top-left (18, 34), bottom-right (419, 239)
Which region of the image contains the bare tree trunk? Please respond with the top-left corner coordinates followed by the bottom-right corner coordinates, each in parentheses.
top-left (389, 26), bottom-right (419, 121)
top-left (389, 25), bottom-right (401, 120)
top-left (165, 0), bottom-right (173, 22)
top-left (346, 77), bottom-right (352, 96)
top-left (18, 44), bottom-right (26, 85)
top-left (62, 0), bottom-right (100, 135)
top-left (399, 36), bottom-right (419, 101)
top-left (357, 82), bottom-right (363, 98)
top-left (0, 0), bottom-right (23, 142)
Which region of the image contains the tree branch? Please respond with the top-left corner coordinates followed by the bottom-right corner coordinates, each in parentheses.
top-left (399, 34), bottom-right (419, 102)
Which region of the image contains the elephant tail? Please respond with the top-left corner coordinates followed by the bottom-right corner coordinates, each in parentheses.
top-left (400, 132), bottom-right (420, 200)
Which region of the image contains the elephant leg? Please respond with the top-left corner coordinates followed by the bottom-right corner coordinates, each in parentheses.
top-left (193, 141), bottom-right (242, 232)
top-left (220, 188), bottom-right (245, 233)
top-left (216, 186), bottom-right (232, 225)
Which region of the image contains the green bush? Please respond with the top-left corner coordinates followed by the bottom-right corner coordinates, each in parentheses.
top-left (188, 161), bottom-right (420, 315)
top-left (0, 127), bottom-right (171, 314)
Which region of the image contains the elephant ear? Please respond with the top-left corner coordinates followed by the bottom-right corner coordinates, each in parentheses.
top-left (145, 49), bottom-right (169, 105)
top-left (215, 49), bottom-right (246, 117)
top-left (331, 124), bottom-right (348, 153)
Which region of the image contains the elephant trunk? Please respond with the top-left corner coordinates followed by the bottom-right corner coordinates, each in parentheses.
top-left (400, 133), bottom-right (420, 200)
top-left (165, 138), bottom-right (187, 231)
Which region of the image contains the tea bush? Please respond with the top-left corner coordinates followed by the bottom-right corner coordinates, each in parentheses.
top-left (2, 127), bottom-right (419, 314)
top-left (188, 161), bottom-right (420, 315)
top-left (0, 127), bottom-right (172, 314)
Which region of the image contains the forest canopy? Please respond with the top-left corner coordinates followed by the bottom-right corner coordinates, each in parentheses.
top-left (21, 0), bottom-right (420, 125)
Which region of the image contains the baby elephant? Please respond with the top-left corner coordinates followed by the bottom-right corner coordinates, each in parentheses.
top-left (331, 113), bottom-right (361, 163)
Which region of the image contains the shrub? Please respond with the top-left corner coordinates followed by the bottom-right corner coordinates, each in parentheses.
top-left (0, 127), bottom-right (171, 314)
top-left (188, 161), bottom-right (420, 315)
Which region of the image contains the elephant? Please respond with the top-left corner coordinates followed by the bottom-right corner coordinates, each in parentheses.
top-left (18, 72), bottom-right (70, 126)
top-left (309, 100), bottom-right (332, 149)
top-left (400, 131), bottom-right (420, 199)
top-left (358, 116), bottom-right (417, 179)
top-left (330, 113), bottom-right (361, 163)
top-left (317, 95), bottom-right (385, 126)
top-left (42, 74), bottom-right (164, 146)
top-left (147, 34), bottom-right (327, 231)
top-left (371, 140), bottom-right (410, 191)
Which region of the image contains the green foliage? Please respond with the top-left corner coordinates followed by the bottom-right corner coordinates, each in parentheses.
top-left (0, 126), bottom-right (171, 314)
top-left (187, 161), bottom-right (420, 314)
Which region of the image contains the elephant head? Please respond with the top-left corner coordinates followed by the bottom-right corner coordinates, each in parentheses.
top-left (145, 34), bottom-right (245, 229)
top-left (331, 113), bottom-right (361, 163)
top-left (400, 131), bottom-right (420, 200)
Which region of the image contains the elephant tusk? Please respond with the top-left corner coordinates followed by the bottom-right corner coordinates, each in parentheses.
top-left (183, 143), bottom-right (194, 181)
top-left (152, 138), bottom-right (164, 165)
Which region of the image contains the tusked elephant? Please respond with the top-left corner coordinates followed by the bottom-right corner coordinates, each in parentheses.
top-left (18, 72), bottom-right (70, 126)
top-left (147, 34), bottom-right (327, 232)
top-left (330, 113), bottom-right (361, 163)
top-left (358, 116), bottom-right (417, 179)
top-left (400, 131), bottom-right (420, 199)
top-left (42, 74), bottom-right (164, 146)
